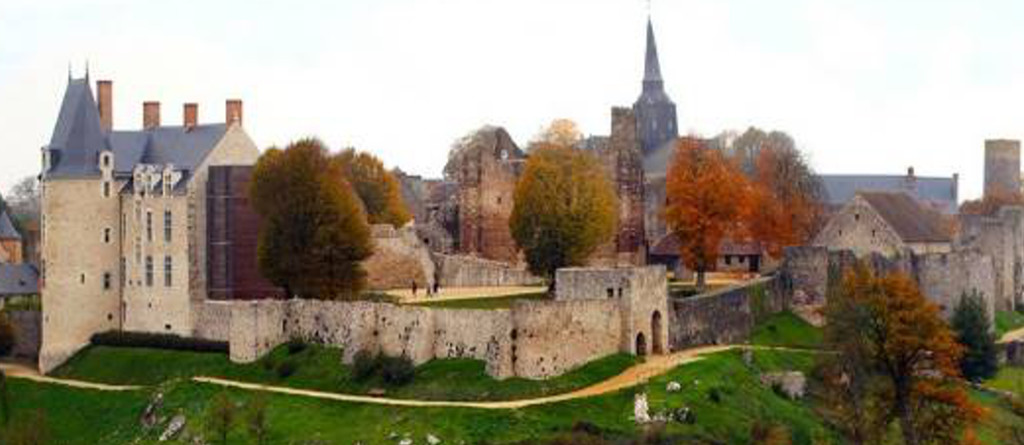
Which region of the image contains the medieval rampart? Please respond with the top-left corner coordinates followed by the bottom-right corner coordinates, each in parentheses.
top-left (668, 277), bottom-right (786, 350)
top-left (434, 254), bottom-right (541, 287)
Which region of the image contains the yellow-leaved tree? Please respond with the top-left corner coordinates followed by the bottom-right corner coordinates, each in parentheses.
top-left (334, 148), bottom-right (412, 227)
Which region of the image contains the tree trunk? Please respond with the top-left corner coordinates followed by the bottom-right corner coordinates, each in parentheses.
top-left (896, 386), bottom-right (919, 445)
top-left (696, 269), bottom-right (707, 293)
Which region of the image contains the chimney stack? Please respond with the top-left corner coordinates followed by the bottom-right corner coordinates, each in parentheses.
top-left (225, 99), bottom-right (243, 126)
top-left (143, 101), bottom-right (161, 129)
top-left (97, 80), bottom-right (113, 132)
top-left (183, 103), bottom-right (198, 129)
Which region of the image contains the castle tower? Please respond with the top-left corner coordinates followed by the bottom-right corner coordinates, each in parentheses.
top-left (984, 139), bottom-right (1021, 198)
top-left (633, 17), bottom-right (678, 159)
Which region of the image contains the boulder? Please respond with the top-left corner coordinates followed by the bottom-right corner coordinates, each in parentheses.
top-left (159, 415), bottom-right (186, 442)
top-left (666, 381), bottom-right (682, 392)
top-left (427, 433), bottom-right (441, 445)
top-left (760, 371), bottom-right (806, 400)
top-left (634, 393), bottom-right (651, 424)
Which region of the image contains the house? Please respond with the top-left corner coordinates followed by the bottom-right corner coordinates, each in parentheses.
top-left (813, 191), bottom-right (953, 258)
top-left (649, 234), bottom-right (771, 279)
top-left (819, 168), bottom-right (959, 215)
top-left (0, 210), bottom-right (22, 264)
top-left (38, 75), bottom-right (261, 373)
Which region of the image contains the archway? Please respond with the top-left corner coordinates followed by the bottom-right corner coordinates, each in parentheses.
top-left (652, 311), bottom-right (664, 354)
top-left (635, 332), bottom-right (647, 356)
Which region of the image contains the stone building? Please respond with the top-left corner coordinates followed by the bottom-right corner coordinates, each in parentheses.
top-left (819, 168), bottom-right (959, 215)
top-left (38, 76), bottom-right (260, 372)
top-left (0, 210), bottom-right (22, 264)
top-left (984, 139), bottom-right (1021, 198)
top-left (814, 191), bottom-right (952, 258)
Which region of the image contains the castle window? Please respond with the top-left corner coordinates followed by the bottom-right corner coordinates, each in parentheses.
top-left (164, 256), bottom-right (173, 287)
top-left (102, 153), bottom-right (110, 167)
top-left (146, 211), bottom-right (153, 242)
top-left (607, 288), bottom-right (614, 298)
top-left (104, 228), bottom-right (111, 244)
top-left (80, 273), bottom-right (85, 284)
top-left (725, 255), bottom-right (732, 265)
top-left (121, 258), bottom-right (126, 286)
top-left (854, 213), bottom-right (860, 222)
top-left (103, 181), bottom-right (110, 198)
top-left (872, 229), bottom-right (877, 238)
top-left (164, 210), bottom-right (172, 242)
top-left (103, 272), bottom-right (111, 290)
top-left (145, 256), bottom-right (153, 287)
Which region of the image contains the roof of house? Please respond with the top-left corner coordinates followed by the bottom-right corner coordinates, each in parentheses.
top-left (0, 264), bottom-right (38, 296)
top-left (821, 174), bottom-right (958, 214)
top-left (650, 233), bottom-right (763, 257)
top-left (858, 191), bottom-right (952, 243)
top-left (45, 77), bottom-right (228, 181)
top-left (0, 210), bottom-right (20, 240)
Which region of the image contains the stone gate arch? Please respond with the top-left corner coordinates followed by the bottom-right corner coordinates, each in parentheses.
top-left (652, 310), bottom-right (664, 354)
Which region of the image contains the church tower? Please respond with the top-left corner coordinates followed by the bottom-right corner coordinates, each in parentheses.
top-left (633, 18), bottom-right (678, 157)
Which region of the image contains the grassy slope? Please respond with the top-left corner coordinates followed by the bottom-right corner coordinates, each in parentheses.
top-left (996, 310), bottom-right (1024, 337)
top-left (409, 292), bottom-right (548, 309)
top-left (14, 349), bottom-right (831, 445)
top-left (51, 344), bottom-right (637, 402)
top-left (751, 311), bottom-right (823, 350)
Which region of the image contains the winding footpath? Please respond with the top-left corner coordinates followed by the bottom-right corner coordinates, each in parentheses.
top-left (0, 362), bottom-right (140, 392)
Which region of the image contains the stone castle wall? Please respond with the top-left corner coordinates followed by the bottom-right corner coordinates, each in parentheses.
top-left (8, 310), bottom-right (41, 360)
top-left (984, 139), bottom-right (1021, 198)
top-left (511, 299), bottom-right (621, 378)
top-left (668, 277), bottom-right (785, 350)
top-left (434, 254), bottom-right (541, 287)
top-left (364, 225), bottom-right (436, 290)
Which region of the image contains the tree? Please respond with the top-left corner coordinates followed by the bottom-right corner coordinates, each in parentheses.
top-left (245, 394), bottom-right (269, 445)
top-left (333, 148), bottom-right (412, 227)
top-left (5, 176), bottom-right (39, 229)
top-left (664, 138), bottom-right (751, 290)
top-left (206, 392), bottom-right (236, 445)
top-left (509, 141), bottom-right (617, 283)
top-left (250, 139), bottom-right (373, 300)
top-left (960, 188), bottom-right (1024, 216)
top-left (820, 264), bottom-right (983, 445)
top-left (952, 290), bottom-right (999, 382)
top-left (0, 369), bottom-right (9, 426)
top-left (534, 118), bottom-right (582, 148)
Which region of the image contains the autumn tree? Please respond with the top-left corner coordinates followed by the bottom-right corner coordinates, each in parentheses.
top-left (818, 264), bottom-right (983, 445)
top-left (333, 148), bottom-right (412, 227)
top-left (952, 290), bottom-right (999, 382)
top-left (535, 118), bottom-right (582, 148)
top-left (510, 140), bottom-right (617, 283)
top-left (250, 139), bottom-right (373, 300)
top-left (664, 138), bottom-right (750, 290)
top-left (960, 188), bottom-right (1024, 216)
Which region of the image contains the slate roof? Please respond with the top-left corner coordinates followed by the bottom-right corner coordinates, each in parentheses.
top-left (650, 233), bottom-right (763, 257)
top-left (0, 210), bottom-right (19, 240)
top-left (820, 174), bottom-right (958, 214)
top-left (643, 18), bottom-right (663, 84)
top-left (859, 191), bottom-right (952, 243)
top-left (0, 264), bottom-right (38, 296)
top-left (44, 77), bottom-right (228, 181)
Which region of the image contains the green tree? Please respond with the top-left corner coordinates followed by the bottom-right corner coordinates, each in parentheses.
top-left (952, 290), bottom-right (999, 382)
top-left (250, 139), bottom-right (373, 300)
top-left (0, 369), bottom-right (9, 426)
top-left (509, 142), bottom-right (617, 283)
top-left (245, 394), bottom-right (269, 445)
top-left (333, 148), bottom-right (412, 227)
top-left (206, 392), bottom-right (236, 445)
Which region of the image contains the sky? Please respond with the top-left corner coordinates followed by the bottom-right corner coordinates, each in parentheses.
top-left (2, 0), bottom-right (1024, 201)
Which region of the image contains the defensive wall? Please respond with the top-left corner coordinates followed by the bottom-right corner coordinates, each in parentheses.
top-left (221, 266), bottom-right (666, 380)
top-left (434, 254), bottom-right (542, 288)
top-left (668, 277), bottom-right (786, 350)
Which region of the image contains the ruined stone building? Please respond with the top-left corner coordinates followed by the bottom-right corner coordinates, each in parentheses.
top-left (38, 76), bottom-right (261, 372)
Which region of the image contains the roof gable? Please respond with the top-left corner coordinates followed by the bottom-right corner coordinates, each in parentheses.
top-left (0, 210), bottom-right (19, 240)
top-left (858, 191), bottom-right (951, 243)
top-left (821, 174), bottom-right (958, 214)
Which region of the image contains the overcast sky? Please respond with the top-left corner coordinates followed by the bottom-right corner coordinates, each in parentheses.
top-left (2, 0), bottom-right (1023, 200)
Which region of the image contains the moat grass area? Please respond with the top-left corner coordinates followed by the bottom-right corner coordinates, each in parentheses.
top-left (9, 349), bottom-right (834, 445)
top-left (52, 344), bottom-right (637, 402)
top-left (409, 292), bottom-right (549, 309)
top-left (750, 310), bottom-right (823, 350)
top-left (996, 309), bottom-right (1024, 338)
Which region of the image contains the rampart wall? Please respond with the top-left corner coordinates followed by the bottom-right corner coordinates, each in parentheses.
top-left (668, 277), bottom-right (785, 350)
top-left (434, 254), bottom-right (542, 288)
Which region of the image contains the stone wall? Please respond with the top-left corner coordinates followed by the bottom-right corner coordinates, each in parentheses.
top-left (364, 225), bottom-right (436, 290)
top-left (914, 249), bottom-right (996, 320)
top-left (434, 254), bottom-right (541, 288)
top-left (510, 299), bottom-right (621, 379)
top-left (984, 139), bottom-right (1021, 198)
top-left (192, 301), bottom-right (233, 342)
top-left (958, 207), bottom-right (1023, 311)
top-left (668, 277), bottom-right (785, 351)
top-left (8, 310), bottom-right (41, 360)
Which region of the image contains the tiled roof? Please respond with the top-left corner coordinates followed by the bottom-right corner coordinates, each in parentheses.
top-left (821, 174), bottom-right (958, 214)
top-left (650, 233), bottom-right (762, 257)
top-left (859, 191), bottom-right (952, 243)
top-left (0, 264), bottom-right (38, 296)
top-left (0, 210), bottom-right (20, 240)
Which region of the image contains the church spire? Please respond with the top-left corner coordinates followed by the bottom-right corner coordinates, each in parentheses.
top-left (643, 18), bottom-right (663, 85)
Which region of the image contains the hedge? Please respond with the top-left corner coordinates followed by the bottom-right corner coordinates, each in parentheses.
top-left (90, 331), bottom-right (229, 353)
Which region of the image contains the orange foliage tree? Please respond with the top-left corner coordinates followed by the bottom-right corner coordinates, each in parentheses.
top-left (745, 145), bottom-right (825, 258)
top-left (818, 264), bottom-right (984, 445)
top-left (960, 188), bottom-right (1024, 216)
top-left (664, 138), bottom-right (751, 289)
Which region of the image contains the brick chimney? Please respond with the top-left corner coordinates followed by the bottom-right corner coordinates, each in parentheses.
top-left (143, 101), bottom-right (161, 129)
top-left (225, 99), bottom-right (243, 126)
top-left (183, 103), bottom-right (198, 130)
top-left (97, 80), bottom-right (113, 132)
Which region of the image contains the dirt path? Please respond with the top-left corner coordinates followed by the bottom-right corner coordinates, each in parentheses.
top-left (387, 286), bottom-right (546, 304)
top-left (1000, 326), bottom-right (1024, 344)
top-left (0, 362), bottom-right (140, 392)
top-left (193, 345), bottom-right (735, 409)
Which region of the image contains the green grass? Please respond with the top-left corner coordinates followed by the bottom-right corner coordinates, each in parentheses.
top-left (51, 344), bottom-right (637, 402)
top-left (996, 310), bottom-right (1024, 337)
top-left (751, 311), bottom-right (823, 350)
top-left (409, 292), bottom-right (548, 309)
top-left (987, 366), bottom-right (1024, 395)
top-left (12, 349), bottom-right (835, 445)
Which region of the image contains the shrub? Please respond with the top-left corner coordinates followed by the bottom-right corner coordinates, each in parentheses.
top-left (206, 392), bottom-right (235, 445)
top-left (276, 360), bottom-right (298, 379)
top-left (707, 387), bottom-right (722, 404)
top-left (90, 331), bottom-right (228, 353)
top-left (286, 338), bottom-right (308, 355)
top-left (352, 350), bottom-right (379, 382)
top-left (380, 355), bottom-right (415, 386)
top-left (0, 314), bottom-right (16, 357)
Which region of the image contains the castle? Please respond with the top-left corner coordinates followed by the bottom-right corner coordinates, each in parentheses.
top-left (37, 75), bottom-right (261, 372)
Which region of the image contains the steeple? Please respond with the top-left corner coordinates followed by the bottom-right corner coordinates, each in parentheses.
top-left (643, 18), bottom-right (663, 88)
